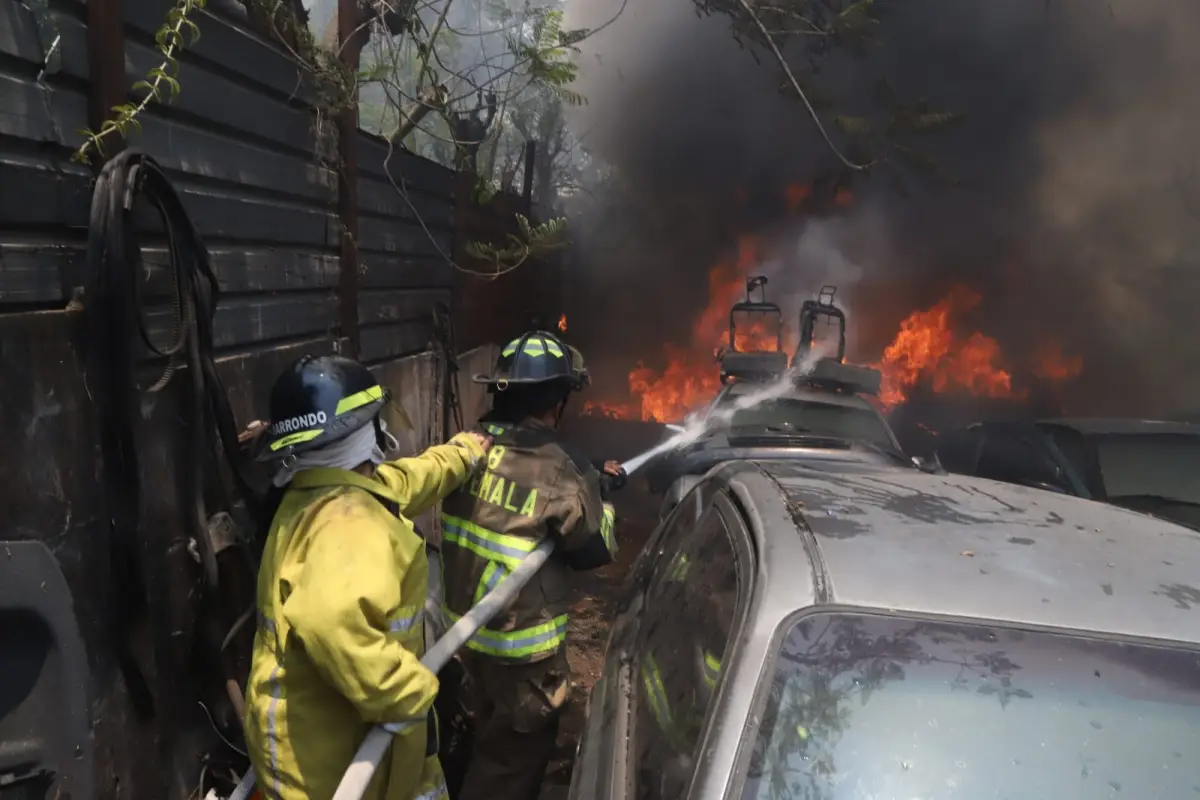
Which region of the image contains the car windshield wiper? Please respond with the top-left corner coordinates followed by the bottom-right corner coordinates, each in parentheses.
top-left (853, 439), bottom-right (913, 466)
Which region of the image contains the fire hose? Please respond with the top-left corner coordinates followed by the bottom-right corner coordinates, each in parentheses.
top-left (227, 537), bottom-right (556, 800)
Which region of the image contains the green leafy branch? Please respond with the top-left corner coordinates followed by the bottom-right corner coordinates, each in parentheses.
top-left (505, 8), bottom-right (588, 107)
top-left (259, 0), bottom-right (355, 112)
top-left (73, 0), bottom-right (206, 163)
top-left (831, 78), bottom-right (964, 189)
top-left (463, 214), bottom-right (568, 276)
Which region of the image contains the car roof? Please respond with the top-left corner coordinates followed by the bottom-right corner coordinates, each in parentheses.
top-left (1037, 417), bottom-right (1200, 436)
top-left (721, 459), bottom-right (1200, 646)
top-left (715, 381), bottom-right (876, 411)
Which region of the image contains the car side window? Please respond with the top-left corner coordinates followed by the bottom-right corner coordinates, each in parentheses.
top-left (977, 432), bottom-right (1066, 490)
top-left (937, 427), bottom-right (984, 474)
top-left (632, 504), bottom-right (740, 800)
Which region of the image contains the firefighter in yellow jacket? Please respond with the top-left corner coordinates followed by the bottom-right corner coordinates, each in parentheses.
top-left (244, 354), bottom-right (491, 800)
top-left (440, 331), bottom-right (623, 800)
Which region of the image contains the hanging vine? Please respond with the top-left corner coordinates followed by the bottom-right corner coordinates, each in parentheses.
top-left (71, 0), bottom-right (598, 274)
top-left (73, 0), bottom-right (208, 163)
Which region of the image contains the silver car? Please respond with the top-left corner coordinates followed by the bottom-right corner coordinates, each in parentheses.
top-left (568, 456), bottom-right (1200, 799)
top-left (649, 378), bottom-right (910, 521)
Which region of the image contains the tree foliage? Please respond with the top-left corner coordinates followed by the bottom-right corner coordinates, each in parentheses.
top-left (74, 0), bottom-right (593, 273)
top-left (693, 0), bottom-right (962, 188)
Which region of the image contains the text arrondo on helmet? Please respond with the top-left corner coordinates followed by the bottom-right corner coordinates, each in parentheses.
top-left (271, 411), bottom-right (328, 435)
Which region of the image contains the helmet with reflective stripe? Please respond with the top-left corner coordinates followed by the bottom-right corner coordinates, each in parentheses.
top-left (258, 354), bottom-right (390, 461)
top-left (474, 330), bottom-right (584, 390)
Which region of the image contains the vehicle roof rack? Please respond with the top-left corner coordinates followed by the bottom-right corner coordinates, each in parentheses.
top-left (719, 350), bottom-right (790, 383)
top-left (804, 357), bottom-right (882, 396)
top-left (720, 275), bottom-right (787, 384)
top-left (796, 285), bottom-right (847, 363)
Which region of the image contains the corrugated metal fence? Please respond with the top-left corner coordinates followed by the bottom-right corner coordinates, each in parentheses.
top-left (0, 0), bottom-right (558, 795)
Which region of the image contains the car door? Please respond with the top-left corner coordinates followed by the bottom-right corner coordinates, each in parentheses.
top-left (975, 428), bottom-right (1076, 494)
top-left (936, 424), bottom-right (986, 475)
top-left (568, 485), bottom-right (753, 800)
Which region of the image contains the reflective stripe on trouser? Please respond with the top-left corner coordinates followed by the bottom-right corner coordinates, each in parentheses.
top-left (643, 655), bottom-right (697, 751)
top-left (700, 649), bottom-right (721, 690)
top-left (441, 513), bottom-right (537, 570)
top-left (600, 503), bottom-right (616, 553)
top-left (443, 608), bottom-right (568, 660)
top-left (667, 552), bottom-right (690, 582)
top-left (641, 655), bottom-right (674, 732)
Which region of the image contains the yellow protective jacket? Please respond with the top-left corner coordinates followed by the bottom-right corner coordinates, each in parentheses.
top-left (244, 433), bottom-right (485, 800)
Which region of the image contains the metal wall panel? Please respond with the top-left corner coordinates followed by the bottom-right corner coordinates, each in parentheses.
top-left (356, 130), bottom-right (455, 364)
top-left (0, 0), bottom-right (463, 795)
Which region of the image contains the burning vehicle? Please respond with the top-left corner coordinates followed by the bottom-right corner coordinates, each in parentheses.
top-left (644, 283), bottom-right (918, 519)
top-left (936, 418), bottom-right (1200, 531)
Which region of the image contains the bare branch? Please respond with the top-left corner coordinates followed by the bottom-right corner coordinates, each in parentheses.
top-left (733, 0), bottom-right (873, 171)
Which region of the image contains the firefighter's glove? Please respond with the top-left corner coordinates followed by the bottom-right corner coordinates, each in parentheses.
top-left (596, 460), bottom-right (628, 495)
top-left (450, 431), bottom-right (493, 470)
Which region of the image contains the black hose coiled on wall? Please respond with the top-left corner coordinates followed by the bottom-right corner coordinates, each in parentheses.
top-left (85, 150), bottom-right (262, 720)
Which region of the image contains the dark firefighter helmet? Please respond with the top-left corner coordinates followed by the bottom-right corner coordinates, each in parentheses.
top-left (258, 354), bottom-right (390, 460)
top-left (474, 330), bottom-right (589, 391)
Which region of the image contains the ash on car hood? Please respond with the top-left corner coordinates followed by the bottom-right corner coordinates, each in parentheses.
top-left (762, 459), bottom-right (1142, 540)
top-left (754, 459), bottom-right (1200, 642)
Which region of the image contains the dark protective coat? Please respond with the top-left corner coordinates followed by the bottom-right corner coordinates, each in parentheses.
top-left (440, 417), bottom-right (616, 664)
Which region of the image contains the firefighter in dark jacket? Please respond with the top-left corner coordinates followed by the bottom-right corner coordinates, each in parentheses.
top-left (440, 330), bottom-right (623, 800)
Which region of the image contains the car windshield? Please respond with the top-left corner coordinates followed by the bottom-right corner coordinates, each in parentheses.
top-left (718, 398), bottom-right (895, 450)
top-left (741, 612), bottom-right (1200, 800)
top-left (1094, 433), bottom-right (1200, 514)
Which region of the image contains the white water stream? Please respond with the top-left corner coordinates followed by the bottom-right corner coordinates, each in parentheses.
top-left (619, 345), bottom-right (833, 475)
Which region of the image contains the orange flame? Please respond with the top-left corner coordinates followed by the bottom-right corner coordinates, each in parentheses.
top-left (609, 235), bottom-right (803, 422)
top-left (870, 286), bottom-right (1021, 409)
top-left (557, 313), bottom-right (568, 333)
top-left (785, 183), bottom-right (811, 211)
top-left (576, 184), bottom-right (1084, 422)
top-left (1033, 342), bottom-right (1083, 382)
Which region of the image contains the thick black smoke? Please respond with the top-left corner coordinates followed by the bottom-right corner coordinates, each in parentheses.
top-left (561, 0), bottom-right (1200, 420)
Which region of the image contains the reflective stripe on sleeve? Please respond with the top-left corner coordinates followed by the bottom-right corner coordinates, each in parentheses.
top-left (389, 607), bottom-right (425, 635)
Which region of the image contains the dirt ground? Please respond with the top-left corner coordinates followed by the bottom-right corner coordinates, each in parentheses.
top-left (538, 479), bottom-right (661, 798)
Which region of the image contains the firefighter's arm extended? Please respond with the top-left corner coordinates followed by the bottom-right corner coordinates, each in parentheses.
top-left (549, 462), bottom-right (617, 571)
top-left (283, 500), bottom-right (438, 723)
top-left (592, 459), bottom-right (628, 499)
top-left (375, 431), bottom-right (490, 518)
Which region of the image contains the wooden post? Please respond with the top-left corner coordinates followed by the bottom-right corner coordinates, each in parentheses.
top-left (86, 0), bottom-right (127, 163)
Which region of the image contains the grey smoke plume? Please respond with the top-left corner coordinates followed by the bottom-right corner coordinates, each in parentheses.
top-left (562, 0), bottom-right (1200, 419)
